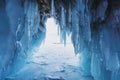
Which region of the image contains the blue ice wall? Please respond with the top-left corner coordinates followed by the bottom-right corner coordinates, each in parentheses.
top-left (0, 0), bottom-right (45, 79)
top-left (0, 0), bottom-right (12, 79)
top-left (54, 0), bottom-right (120, 80)
top-left (0, 0), bottom-right (24, 78)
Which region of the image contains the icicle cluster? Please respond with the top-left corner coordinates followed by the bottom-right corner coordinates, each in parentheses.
top-left (53, 0), bottom-right (120, 80)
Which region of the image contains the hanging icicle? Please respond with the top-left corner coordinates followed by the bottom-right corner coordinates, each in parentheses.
top-left (51, 0), bottom-right (55, 17)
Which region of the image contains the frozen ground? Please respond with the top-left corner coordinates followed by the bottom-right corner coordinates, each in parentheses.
top-left (6, 18), bottom-right (94, 80)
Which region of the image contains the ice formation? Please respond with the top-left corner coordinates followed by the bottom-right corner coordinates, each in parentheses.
top-left (0, 0), bottom-right (120, 80)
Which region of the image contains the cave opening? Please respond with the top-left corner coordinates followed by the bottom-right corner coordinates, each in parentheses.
top-left (23, 17), bottom-right (81, 80)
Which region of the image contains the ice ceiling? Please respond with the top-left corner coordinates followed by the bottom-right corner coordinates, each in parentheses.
top-left (0, 0), bottom-right (120, 80)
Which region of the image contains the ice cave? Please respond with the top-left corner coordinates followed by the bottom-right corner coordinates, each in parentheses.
top-left (0, 0), bottom-right (120, 80)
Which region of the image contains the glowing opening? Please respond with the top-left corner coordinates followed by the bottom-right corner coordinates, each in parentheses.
top-left (45, 17), bottom-right (60, 44)
top-left (38, 17), bottom-right (79, 66)
top-left (28, 17), bottom-right (80, 78)
top-left (45, 17), bottom-right (72, 45)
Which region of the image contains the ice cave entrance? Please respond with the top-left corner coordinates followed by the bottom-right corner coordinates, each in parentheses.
top-left (44, 17), bottom-right (79, 66)
top-left (30, 17), bottom-right (80, 77)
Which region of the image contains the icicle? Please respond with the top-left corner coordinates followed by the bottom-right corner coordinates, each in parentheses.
top-left (51, 0), bottom-right (55, 16)
top-left (59, 5), bottom-right (67, 45)
top-left (68, 3), bottom-right (71, 24)
top-left (61, 6), bottom-right (65, 28)
top-left (16, 22), bottom-right (21, 39)
top-left (84, 14), bottom-right (91, 42)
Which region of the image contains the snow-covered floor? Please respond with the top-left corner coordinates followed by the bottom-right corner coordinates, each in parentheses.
top-left (7, 18), bottom-right (94, 80)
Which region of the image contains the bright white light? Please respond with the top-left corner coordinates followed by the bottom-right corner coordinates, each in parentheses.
top-left (45, 17), bottom-right (60, 44)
